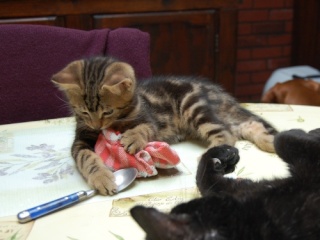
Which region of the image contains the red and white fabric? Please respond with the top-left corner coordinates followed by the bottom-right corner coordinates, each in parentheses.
top-left (95, 129), bottom-right (180, 177)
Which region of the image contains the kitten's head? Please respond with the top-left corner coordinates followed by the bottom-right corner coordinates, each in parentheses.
top-left (52, 57), bottom-right (136, 130)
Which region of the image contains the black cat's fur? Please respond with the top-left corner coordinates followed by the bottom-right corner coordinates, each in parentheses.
top-left (131, 128), bottom-right (320, 240)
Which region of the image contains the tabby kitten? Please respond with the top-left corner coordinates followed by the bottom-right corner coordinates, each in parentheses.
top-left (131, 128), bottom-right (320, 240)
top-left (52, 56), bottom-right (277, 195)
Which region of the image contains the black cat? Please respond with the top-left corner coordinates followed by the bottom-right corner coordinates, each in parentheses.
top-left (131, 128), bottom-right (320, 240)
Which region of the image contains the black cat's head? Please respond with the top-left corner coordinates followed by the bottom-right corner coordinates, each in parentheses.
top-left (274, 128), bottom-right (320, 164)
top-left (130, 206), bottom-right (224, 240)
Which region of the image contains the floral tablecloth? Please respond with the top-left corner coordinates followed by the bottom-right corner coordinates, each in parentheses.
top-left (0, 104), bottom-right (319, 240)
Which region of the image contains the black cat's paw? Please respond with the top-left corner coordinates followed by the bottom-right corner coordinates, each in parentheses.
top-left (199, 145), bottom-right (240, 175)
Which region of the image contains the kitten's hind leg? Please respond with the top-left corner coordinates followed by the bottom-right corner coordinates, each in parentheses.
top-left (196, 145), bottom-right (240, 196)
top-left (235, 120), bottom-right (276, 152)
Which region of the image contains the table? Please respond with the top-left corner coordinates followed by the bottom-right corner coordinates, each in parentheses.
top-left (1, 103), bottom-right (319, 240)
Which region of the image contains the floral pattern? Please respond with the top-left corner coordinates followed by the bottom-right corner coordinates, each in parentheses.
top-left (0, 143), bottom-right (75, 184)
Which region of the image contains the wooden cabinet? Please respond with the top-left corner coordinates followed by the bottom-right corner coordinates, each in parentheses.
top-left (0, 0), bottom-right (237, 94)
top-left (292, 0), bottom-right (320, 70)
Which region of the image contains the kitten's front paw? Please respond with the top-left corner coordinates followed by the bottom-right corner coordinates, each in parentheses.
top-left (76, 149), bottom-right (117, 195)
top-left (87, 167), bottom-right (117, 196)
top-left (121, 129), bottom-right (148, 154)
top-left (200, 145), bottom-right (240, 174)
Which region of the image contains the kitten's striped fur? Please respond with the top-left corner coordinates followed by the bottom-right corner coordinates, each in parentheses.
top-left (52, 56), bottom-right (277, 195)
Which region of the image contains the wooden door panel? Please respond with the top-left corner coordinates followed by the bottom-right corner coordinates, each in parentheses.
top-left (292, 0), bottom-right (320, 69)
top-left (94, 11), bottom-right (217, 81)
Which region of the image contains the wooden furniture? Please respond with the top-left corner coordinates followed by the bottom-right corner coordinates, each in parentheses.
top-left (0, 0), bottom-right (238, 93)
top-left (292, 0), bottom-right (320, 70)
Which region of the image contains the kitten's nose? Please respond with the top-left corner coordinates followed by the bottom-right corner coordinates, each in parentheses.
top-left (90, 121), bottom-right (102, 130)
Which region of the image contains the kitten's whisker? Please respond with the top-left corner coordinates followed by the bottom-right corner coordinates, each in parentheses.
top-left (206, 181), bottom-right (220, 192)
top-left (198, 168), bottom-right (206, 183)
top-left (54, 93), bottom-right (69, 104)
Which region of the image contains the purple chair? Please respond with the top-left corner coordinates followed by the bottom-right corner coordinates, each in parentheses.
top-left (0, 25), bottom-right (152, 124)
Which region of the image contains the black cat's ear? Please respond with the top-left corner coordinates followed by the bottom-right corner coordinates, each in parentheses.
top-left (130, 206), bottom-right (190, 240)
top-left (51, 60), bottom-right (83, 91)
top-left (275, 128), bottom-right (320, 162)
top-left (308, 128), bottom-right (320, 141)
top-left (101, 62), bottom-right (136, 96)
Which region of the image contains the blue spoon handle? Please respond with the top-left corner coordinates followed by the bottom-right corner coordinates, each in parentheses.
top-left (17, 191), bottom-right (89, 223)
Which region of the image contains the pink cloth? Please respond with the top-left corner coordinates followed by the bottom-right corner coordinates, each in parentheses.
top-left (95, 129), bottom-right (180, 177)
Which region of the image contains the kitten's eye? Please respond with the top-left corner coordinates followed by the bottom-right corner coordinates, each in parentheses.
top-left (102, 109), bottom-right (114, 117)
top-left (81, 111), bottom-right (89, 116)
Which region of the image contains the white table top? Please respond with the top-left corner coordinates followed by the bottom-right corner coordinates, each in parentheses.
top-left (0, 103), bottom-right (319, 240)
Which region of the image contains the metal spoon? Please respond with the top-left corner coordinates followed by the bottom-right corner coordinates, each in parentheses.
top-left (86, 167), bottom-right (138, 196)
top-left (17, 168), bottom-right (138, 223)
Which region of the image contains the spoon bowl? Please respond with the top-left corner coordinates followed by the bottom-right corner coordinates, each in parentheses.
top-left (86, 167), bottom-right (138, 197)
top-left (114, 168), bottom-right (138, 192)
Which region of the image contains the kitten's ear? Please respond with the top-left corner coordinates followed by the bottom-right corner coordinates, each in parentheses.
top-left (51, 60), bottom-right (83, 91)
top-left (101, 62), bottom-right (136, 96)
top-left (130, 206), bottom-right (190, 240)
